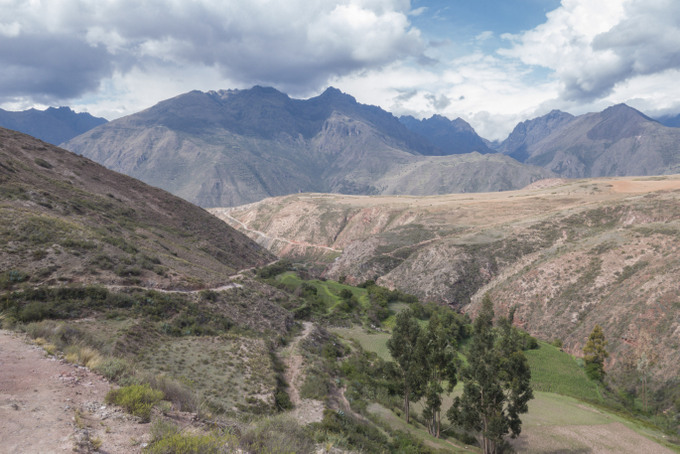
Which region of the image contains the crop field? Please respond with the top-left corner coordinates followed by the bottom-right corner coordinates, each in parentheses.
top-left (524, 340), bottom-right (603, 402)
top-left (330, 326), bottom-right (392, 361)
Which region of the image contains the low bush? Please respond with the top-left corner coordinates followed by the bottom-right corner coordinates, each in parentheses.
top-left (94, 357), bottom-right (132, 381)
top-left (146, 432), bottom-right (236, 454)
top-left (239, 415), bottom-right (314, 454)
top-left (144, 374), bottom-right (198, 412)
top-left (65, 345), bottom-right (103, 369)
top-left (105, 384), bottom-right (164, 422)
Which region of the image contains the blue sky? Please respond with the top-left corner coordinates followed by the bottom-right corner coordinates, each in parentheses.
top-left (1, 0), bottom-right (679, 140)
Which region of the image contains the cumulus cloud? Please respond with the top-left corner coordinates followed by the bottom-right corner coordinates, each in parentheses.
top-left (500, 0), bottom-right (680, 102)
top-left (0, 0), bottom-right (423, 104)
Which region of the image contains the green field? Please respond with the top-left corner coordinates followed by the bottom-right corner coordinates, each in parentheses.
top-left (276, 272), bottom-right (370, 311)
top-left (337, 323), bottom-right (679, 453)
top-left (331, 326), bottom-right (392, 360)
top-left (524, 340), bottom-right (603, 402)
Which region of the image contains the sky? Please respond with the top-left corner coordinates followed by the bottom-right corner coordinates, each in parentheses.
top-left (1, 0), bottom-right (680, 140)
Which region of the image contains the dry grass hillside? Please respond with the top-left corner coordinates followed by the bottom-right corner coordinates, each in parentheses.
top-left (0, 127), bottom-right (272, 290)
top-left (212, 175), bottom-right (680, 392)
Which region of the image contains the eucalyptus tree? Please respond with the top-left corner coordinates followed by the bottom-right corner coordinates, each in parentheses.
top-left (447, 295), bottom-right (533, 454)
top-left (387, 308), bottom-right (426, 423)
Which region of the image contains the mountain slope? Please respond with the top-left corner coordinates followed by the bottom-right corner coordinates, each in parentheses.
top-left (0, 127), bottom-right (272, 290)
top-left (63, 87), bottom-right (552, 207)
top-left (0, 106), bottom-right (107, 145)
top-left (656, 113), bottom-right (680, 128)
top-left (496, 109), bottom-right (575, 160)
top-left (509, 104), bottom-right (680, 177)
top-left (399, 114), bottom-right (495, 155)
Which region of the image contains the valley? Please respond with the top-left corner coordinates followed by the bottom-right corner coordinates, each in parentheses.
top-left (3, 96), bottom-right (680, 453)
top-left (213, 175), bottom-right (680, 423)
top-left (4, 1), bottom-right (680, 452)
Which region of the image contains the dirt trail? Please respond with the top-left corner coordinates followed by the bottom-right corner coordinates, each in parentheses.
top-left (213, 209), bottom-right (342, 254)
top-left (282, 322), bottom-right (324, 425)
top-left (0, 330), bottom-right (148, 453)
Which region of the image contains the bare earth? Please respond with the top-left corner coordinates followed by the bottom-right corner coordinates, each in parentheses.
top-left (282, 322), bottom-right (325, 425)
top-left (0, 330), bottom-right (149, 454)
top-left (513, 422), bottom-right (676, 454)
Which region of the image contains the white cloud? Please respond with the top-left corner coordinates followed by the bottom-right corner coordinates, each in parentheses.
top-left (475, 31), bottom-right (493, 42)
top-left (0, 0), bottom-right (422, 104)
top-left (500, 0), bottom-right (680, 103)
top-left (2, 0), bottom-right (680, 142)
top-left (331, 52), bottom-right (560, 140)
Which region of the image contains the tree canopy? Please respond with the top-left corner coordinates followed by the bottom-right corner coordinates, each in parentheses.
top-left (583, 324), bottom-right (609, 381)
top-left (447, 294), bottom-right (533, 454)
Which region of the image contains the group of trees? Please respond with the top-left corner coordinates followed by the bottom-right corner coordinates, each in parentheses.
top-left (388, 295), bottom-right (534, 453)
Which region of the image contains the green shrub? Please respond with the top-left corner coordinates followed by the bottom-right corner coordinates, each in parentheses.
top-left (144, 374), bottom-right (197, 412)
top-left (240, 415), bottom-right (314, 454)
top-left (34, 158), bottom-right (53, 169)
top-left (94, 358), bottom-right (132, 381)
top-left (19, 301), bottom-right (53, 322)
top-left (256, 260), bottom-right (292, 279)
top-left (146, 432), bottom-right (236, 454)
top-left (274, 390), bottom-right (293, 411)
top-left (0, 269), bottom-right (29, 289)
top-left (105, 384), bottom-right (164, 422)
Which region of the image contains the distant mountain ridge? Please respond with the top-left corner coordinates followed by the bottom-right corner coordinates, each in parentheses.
top-left (399, 114), bottom-right (494, 155)
top-left (501, 104), bottom-right (680, 178)
top-left (64, 86), bottom-right (552, 207)
top-left (656, 113), bottom-right (680, 128)
top-left (0, 106), bottom-right (107, 145)
top-left (62, 86), bottom-right (680, 207)
top-left (495, 110), bottom-right (575, 161)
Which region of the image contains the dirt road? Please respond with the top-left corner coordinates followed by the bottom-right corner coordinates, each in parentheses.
top-left (0, 330), bottom-right (148, 453)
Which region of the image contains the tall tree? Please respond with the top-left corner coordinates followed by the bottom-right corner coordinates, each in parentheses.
top-left (583, 324), bottom-right (609, 381)
top-left (447, 294), bottom-right (533, 454)
top-left (420, 310), bottom-right (459, 437)
top-left (387, 308), bottom-right (426, 423)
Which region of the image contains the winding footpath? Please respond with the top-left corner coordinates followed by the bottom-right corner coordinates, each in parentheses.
top-left (282, 322), bottom-right (325, 425)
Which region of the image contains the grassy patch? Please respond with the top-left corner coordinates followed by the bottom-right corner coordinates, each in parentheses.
top-left (137, 336), bottom-right (277, 415)
top-left (331, 326), bottom-right (392, 361)
top-left (524, 341), bottom-right (602, 402)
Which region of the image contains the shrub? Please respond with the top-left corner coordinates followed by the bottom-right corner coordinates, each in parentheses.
top-left (105, 384), bottom-right (164, 422)
top-left (146, 431), bottom-right (236, 454)
top-left (34, 158), bottom-right (53, 169)
top-left (240, 415), bottom-right (314, 454)
top-left (256, 260), bottom-right (292, 279)
top-left (144, 374), bottom-right (198, 412)
top-left (274, 390), bottom-right (293, 411)
top-left (19, 301), bottom-right (53, 322)
top-left (94, 357), bottom-right (132, 382)
top-left (65, 346), bottom-right (103, 369)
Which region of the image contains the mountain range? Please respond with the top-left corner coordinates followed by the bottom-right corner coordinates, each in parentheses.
top-left (0, 106), bottom-right (107, 145)
top-left (398, 114), bottom-right (495, 155)
top-left (499, 104), bottom-right (680, 178)
top-left (0, 86), bottom-right (672, 208)
top-left (62, 87), bottom-right (552, 207)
